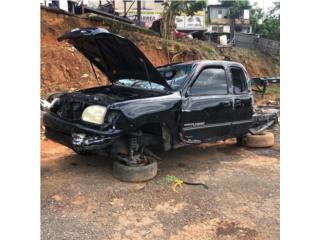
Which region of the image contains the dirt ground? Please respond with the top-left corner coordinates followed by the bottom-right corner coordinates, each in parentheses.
top-left (41, 125), bottom-right (279, 240)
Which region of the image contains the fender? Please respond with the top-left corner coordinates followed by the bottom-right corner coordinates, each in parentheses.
top-left (109, 92), bottom-right (182, 127)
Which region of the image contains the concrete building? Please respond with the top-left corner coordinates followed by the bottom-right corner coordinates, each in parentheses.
top-left (41, 0), bottom-right (84, 13)
top-left (114, 0), bottom-right (164, 27)
top-left (207, 4), bottom-right (252, 34)
top-left (114, 1), bottom-right (206, 30)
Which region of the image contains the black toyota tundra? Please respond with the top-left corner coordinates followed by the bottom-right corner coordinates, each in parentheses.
top-left (42, 28), bottom-right (277, 182)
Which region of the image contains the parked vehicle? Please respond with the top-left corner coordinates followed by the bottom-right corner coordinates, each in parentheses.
top-left (42, 28), bottom-right (278, 181)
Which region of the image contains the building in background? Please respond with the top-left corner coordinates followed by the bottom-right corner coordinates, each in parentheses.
top-left (175, 12), bottom-right (206, 32)
top-left (207, 4), bottom-right (251, 34)
top-left (41, 1), bottom-right (206, 35)
top-left (41, 0), bottom-right (84, 13)
top-left (114, 1), bottom-right (206, 31)
top-left (114, 0), bottom-right (163, 27)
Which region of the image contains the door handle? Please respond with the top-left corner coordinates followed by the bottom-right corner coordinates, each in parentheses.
top-left (222, 101), bottom-right (232, 107)
top-left (234, 99), bottom-right (242, 107)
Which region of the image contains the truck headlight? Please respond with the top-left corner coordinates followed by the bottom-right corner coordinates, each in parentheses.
top-left (81, 105), bottom-right (107, 125)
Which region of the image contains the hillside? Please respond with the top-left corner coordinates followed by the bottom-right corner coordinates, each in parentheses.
top-left (41, 8), bottom-right (280, 97)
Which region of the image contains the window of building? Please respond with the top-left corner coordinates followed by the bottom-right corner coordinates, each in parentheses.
top-left (190, 68), bottom-right (228, 95)
top-left (243, 9), bottom-right (250, 20)
top-left (211, 26), bottom-right (218, 32)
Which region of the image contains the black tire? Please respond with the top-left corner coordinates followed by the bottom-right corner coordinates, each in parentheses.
top-left (113, 159), bottom-right (158, 182)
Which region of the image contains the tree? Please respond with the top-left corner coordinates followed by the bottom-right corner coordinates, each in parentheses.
top-left (225, 0), bottom-right (250, 18)
top-left (160, 0), bottom-right (207, 39)
top-left (250, 1), bottom-right (280, 41)
top-left (250, 3), bottom-right (264, 33)
top-left (268, 1), bottom-right (280, 18)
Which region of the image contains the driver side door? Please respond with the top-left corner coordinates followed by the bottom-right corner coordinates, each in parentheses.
top-left (180, 66), bottom-right (233, 143)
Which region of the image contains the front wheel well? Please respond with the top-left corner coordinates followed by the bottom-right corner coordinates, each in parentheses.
top-left (139, 122), bottom-right (172, 151)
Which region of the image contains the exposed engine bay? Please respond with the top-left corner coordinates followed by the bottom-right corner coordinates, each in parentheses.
top-left (46, 85), bottom-right (167, 121)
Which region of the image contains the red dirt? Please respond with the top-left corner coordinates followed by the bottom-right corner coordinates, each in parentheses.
top-left (41, 8), bottom-right (279, 98)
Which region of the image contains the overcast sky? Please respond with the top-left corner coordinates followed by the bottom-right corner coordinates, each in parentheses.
top-left (208, 0), bottom-right (278, 12)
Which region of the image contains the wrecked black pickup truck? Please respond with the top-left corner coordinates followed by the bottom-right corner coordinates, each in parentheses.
top-left (42, 28), bottom-right (278, 182)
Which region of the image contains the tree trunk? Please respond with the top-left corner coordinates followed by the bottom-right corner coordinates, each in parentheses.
top-left (160, 4), bottom-right (176, 40)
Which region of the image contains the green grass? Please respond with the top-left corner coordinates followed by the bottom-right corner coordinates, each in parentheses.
top-left (265, 84), bottom-right (280, 97)
top-left (253, 84), bottom-right (280, 101)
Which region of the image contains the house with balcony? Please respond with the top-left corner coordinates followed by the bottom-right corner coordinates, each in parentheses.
top-left (207, 4), bottom-right (252, 34)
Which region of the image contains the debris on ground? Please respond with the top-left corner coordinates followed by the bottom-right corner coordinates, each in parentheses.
top-left (163, 175), bottom-right (209, 193)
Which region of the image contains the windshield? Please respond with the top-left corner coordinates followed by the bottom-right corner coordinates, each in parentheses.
top-left (114, 64), bottom-right (193, 91)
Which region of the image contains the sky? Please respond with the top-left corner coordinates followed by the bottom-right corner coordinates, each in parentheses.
top-left (208, 0), bottom-right (278, 12)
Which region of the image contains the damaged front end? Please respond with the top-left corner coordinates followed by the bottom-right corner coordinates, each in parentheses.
top-left (42, 90), bottom-right (130, 154)
top-left (43, 111), bottom-right (124, 154)
top-left (42, 85), bottom-right (174, 163)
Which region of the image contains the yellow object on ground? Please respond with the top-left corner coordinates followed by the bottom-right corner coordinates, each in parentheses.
top-left (172, 179), bottom-right (184, 193)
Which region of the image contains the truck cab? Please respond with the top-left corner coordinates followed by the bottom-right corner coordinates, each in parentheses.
top-left (169, 60), bottom-right (253, 144)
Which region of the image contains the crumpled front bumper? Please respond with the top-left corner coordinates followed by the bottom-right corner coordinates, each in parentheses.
top-left (43, 112), bottom-right (125, 151)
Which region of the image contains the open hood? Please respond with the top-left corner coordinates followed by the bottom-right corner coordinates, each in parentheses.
top-left (58, 28), bottom-right (171, 90)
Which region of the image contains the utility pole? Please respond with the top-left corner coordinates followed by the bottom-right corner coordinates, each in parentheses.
top-left (137, 0), bottom-right (141, 24)
top-left (81, 0), bottom-right (84, 14)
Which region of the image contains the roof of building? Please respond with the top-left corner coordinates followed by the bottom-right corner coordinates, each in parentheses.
top-left (208, 4), bottom-right (251, 9)
top-left (208, 4), bottom-right (230, 8)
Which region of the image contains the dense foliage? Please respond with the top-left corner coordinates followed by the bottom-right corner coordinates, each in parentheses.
top-left (250, 2), bottom-right (280, 41)
top-left (222, 0), bottom-right (250, 18)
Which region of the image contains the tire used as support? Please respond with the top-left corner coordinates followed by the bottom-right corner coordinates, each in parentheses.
top-left (112, 158), bottom-right (158, 182)
top-left (243, 131), bottom-right (275, 148)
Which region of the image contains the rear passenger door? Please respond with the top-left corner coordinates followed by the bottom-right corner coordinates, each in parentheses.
top-left (180, 66), bottom-right (233, 142)
top-left (229, 66), bottom-right (253, 136)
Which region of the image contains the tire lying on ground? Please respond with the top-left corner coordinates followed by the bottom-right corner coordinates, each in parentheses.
top-left (243, 131), bottom-right (275, 148)
top-left (113, 159), bottom-right (158, 182)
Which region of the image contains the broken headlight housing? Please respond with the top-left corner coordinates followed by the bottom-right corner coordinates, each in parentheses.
top-left (81, 105), bottom-right (107, 125)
